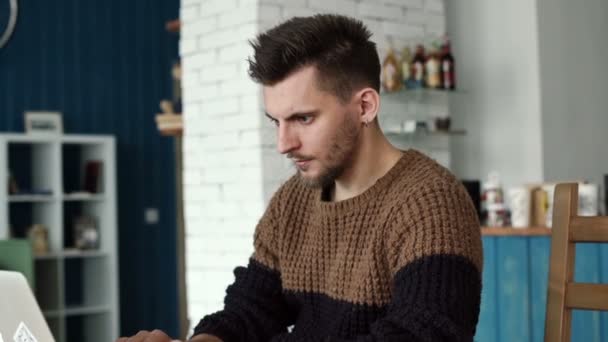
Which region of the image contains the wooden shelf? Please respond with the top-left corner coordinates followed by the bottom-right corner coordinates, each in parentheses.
top-left (166, 19), bottom-right (180, 33)
top-left (481, 227), bottom-right (552, 236)
top-left (155, 113), bottom-right (183, 136)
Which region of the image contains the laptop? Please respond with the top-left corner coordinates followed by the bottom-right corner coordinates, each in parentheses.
top-left (0, 271), bottom-right (55, 342)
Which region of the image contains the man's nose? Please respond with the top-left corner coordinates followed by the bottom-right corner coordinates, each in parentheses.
top-left (277, 125), bottom-right (299, 155)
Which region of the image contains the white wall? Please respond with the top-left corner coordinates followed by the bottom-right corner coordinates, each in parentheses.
top-left (181, 0), bottom-right (448, 329)
top-left (536, 0), bottom-right (608, 189)
top-left (446, 0), bottom-right (545, 187)
top-left (180, 0), bottom-right (264, 324)
top-left (447, 0), bottom-right (608, 207)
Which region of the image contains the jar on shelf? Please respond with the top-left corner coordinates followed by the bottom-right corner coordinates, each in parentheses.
top-left (481, 172), bottom-right (509, 226)
top-left (485, 203), bottom-right (509, 227)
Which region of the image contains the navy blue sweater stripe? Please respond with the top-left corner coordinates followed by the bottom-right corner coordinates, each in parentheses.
top-left (194, 255), bottom-right (480, 342)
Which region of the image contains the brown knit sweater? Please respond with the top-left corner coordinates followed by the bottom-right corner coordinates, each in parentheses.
top-left (194, 149), bottom-right (483, 341)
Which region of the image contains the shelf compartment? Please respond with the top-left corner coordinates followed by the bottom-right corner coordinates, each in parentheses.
top-left (66, 314), bottom-right (112, 342)
top-left (9, 201), bottom-right (62, 252)
top-left (9, 201), bottom-right (56, 235)
top-left (63, 201), bottom-right (106, 250)
top-left (7, 141), bottom-right (58, 197)
top-left (62, 143), bottom-right (107, 195)
top-left (34, 258), bottom-right (62, 312)
top-left (64, 258), bottom-right (111, 309)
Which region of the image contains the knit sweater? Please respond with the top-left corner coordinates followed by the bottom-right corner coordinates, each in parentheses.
top-left (193, 149), bottom-right (483, 342)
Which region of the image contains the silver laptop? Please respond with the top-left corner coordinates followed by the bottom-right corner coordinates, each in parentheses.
top-left (0, 271), bottom-right (55, 342)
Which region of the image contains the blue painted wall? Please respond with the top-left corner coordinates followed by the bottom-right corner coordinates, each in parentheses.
top-left (477, 237), bottom-right (608, 342)
top-left (0, 0), bottom-right (180, 337)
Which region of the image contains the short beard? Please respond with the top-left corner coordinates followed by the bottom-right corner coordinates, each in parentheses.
top-left (298, 114), bottom-right (360, 189)
top-left (298, 162), bottom-right (343, 189)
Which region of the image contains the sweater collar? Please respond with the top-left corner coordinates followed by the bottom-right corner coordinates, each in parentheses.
top-left (313, 149), bottom-right (416, 215)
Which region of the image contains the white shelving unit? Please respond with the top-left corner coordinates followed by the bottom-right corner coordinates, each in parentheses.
top-left (0, 133), bottom-right (119, 342)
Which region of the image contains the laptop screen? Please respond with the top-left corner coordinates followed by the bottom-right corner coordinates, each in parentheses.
top-left (0, 271), bottom-right (55, 342)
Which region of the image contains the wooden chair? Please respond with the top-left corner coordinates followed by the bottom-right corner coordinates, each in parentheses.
top-left (544, 183), bottom-right (608, 342)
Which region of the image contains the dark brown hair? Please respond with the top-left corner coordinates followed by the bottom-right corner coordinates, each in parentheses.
top-left (248, 14), bottom-right (380, 102)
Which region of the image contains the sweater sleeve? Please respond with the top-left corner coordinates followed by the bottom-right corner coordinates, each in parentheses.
top-left (335, 178), bottom-right (483, 342)
top-left (191, 184), bottom-right (294, 342)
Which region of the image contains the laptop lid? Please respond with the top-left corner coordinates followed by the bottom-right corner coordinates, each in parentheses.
top-left (0, 271), bottom-right (55, 342)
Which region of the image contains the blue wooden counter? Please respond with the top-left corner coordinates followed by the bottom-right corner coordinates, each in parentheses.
top-left (475, 229), bottom-right (608, 342)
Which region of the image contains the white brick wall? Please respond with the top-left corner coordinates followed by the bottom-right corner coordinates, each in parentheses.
top-left (181, 0), bottom-right (447, 331)
top-left (181, 0), bottom-right (263, 326)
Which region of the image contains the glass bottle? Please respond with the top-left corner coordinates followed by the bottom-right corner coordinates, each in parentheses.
top-left (381, 48), bottom-right (402, 92)
top-left (440, 40), bottom-right (456, 90)
top-left (410, 45), bottom-right (426, 89)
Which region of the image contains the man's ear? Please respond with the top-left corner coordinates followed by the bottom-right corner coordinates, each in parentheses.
top-left (355, 87), bottom-right (380, 125)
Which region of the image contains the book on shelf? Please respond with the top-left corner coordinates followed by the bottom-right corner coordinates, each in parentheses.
top-left (83, 160), bottom-right (103, 193)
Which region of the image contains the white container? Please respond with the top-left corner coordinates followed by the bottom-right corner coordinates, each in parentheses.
top-left (578, 183), bottom-right (599, 216)
top-left (542, 184), bottom-right (556, 228)
top-left (507, 186), bottom-right (531, 228)
top-left (482, 171), bottom-right (504, 209)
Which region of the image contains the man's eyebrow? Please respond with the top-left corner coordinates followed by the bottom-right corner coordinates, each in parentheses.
top-left (264, 110), bottom-right (320, 121)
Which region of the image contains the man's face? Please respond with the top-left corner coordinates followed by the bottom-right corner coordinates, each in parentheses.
top-left (263, 66), bottom-right (361, 188)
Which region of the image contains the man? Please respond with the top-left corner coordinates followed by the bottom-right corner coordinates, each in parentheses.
top-left (118, 14), bottom-right (482, 342)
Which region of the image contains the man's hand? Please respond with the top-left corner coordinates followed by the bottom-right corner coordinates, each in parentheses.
top-left (115, 330), bottom-right (223, 342)
top-left (188, 334), bottom-right (223, 342)
top-left (116, 329), bottom-right (179, 342)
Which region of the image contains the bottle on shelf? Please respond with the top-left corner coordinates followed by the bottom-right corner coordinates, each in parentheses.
top-left (410, 44), bottom-right (426, 89)
top-left (400, 47), bottom-right (412, 89)
top-left (440, 38), bottom-right (456, 90)
top-left (425, 48), bottom-right (441, 89)
top-left (381, 48), bottom-right (402, 92)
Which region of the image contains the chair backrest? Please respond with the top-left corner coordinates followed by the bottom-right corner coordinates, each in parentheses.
top-left (544, 183), bottom-right (608, 342)
top-left (0, 239), bottom-right (35, 288)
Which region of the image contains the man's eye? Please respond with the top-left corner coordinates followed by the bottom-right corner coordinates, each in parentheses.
top-left (268, 118), bottom-right (279, 126)
top-left (297, 116), bottom-right (313, 124)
